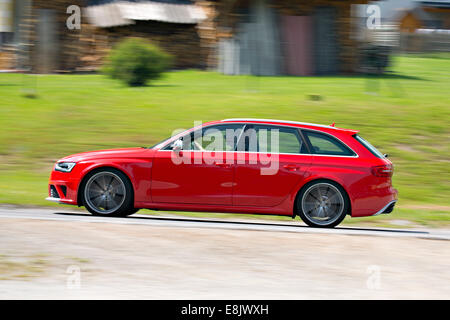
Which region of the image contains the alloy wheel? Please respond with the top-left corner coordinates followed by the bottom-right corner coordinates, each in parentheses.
top-left (84, 171), bottom-right (126, 215)
top-left (301, 182), bottom-right (345, 226)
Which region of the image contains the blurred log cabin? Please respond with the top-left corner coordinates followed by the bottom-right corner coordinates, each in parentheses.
top-left (0, 0), bottom-right (373, 75)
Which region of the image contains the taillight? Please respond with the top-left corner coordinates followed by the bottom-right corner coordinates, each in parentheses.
top-left (371, 164), bottom-right (393, 177)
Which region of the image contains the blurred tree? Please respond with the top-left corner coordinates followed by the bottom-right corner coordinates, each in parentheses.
top-left (103, 37), bottom-right (172, 86)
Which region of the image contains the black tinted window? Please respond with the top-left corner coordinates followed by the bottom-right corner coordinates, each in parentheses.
top-left (304, 131), bottom-right (355, 156)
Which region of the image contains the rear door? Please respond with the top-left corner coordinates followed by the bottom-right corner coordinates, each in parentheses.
top-left (233, 125), bottom-right (313, 207)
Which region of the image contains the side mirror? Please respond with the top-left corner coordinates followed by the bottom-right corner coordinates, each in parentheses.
top-left (171, 139), bottom-right (183, 152)
top-left (384, 154), bottom-right (389, 158)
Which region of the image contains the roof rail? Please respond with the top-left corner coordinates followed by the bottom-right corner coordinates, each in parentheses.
top-left (222, 118), bottom-right (335, 129)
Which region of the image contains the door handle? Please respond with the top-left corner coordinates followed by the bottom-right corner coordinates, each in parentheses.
top-left (283, 164), bottom-right (300, 171)
top-left (214, 162), bottom-right (232, 168)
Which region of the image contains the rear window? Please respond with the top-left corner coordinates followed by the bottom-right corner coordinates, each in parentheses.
top-left (303, 131), bottom-right (356, 156)
top-left (354, 134), bottom-right (385, 158)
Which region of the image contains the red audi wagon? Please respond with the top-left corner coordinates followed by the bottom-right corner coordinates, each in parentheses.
top-left (47, 119), bottom-right (397, 227)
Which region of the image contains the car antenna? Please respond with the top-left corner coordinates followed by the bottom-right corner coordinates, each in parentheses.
top-left (330, 122), bottom-right (336, 127)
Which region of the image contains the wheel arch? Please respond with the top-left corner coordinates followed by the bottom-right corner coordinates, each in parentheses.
top-left (292, 178), bottom-right (352, 218)
top-left (77, 165), bottom-right (135, 207)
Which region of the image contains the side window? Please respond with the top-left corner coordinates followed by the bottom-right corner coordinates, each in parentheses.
top-left (239, 125), bottom-right (307, 154)
top-left (303, 131), bottom-right (355, 156)
top-left (186, 124), bottom-right (244, 151)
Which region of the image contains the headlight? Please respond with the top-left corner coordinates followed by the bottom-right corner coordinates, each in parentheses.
top-left (55, 162), bottom-right (76, 172)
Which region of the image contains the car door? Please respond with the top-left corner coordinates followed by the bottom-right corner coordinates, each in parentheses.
top-left (233, 125), bottom-right (313, 207)
top-left (151, 124), bottom-right (244, 205)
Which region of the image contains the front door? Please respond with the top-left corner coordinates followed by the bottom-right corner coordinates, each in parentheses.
top-left (151, 124), bottom-right (244, 205)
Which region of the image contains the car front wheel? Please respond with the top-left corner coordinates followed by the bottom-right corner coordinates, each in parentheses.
top-left (297, 180), bottom-right (349, 228)
top-left (82, 168), bottom-right (134, 217)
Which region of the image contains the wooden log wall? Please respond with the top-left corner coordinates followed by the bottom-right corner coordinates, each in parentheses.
top-left (94, 21), bottom-right (205, 70)
top-left (196, 1), bottom-right (219, 69)
top-left (0, 47), bottom-right (17, 69)
top-left (30, 0), bottom-right (87, 72)
top-left (22, 0), bottom-right (215, 72)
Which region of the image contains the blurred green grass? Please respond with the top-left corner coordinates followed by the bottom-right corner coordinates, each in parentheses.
top-left (0, 55), bottom-right (449, 227)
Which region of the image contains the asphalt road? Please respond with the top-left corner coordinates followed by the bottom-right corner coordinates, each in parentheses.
top-left (1, 206), bottom-right (449, 240)
top-left (1, 205), bottom-right (449, 299)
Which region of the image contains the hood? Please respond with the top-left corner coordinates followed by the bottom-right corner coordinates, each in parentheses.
top-left (59, 147), bottom-right (150, 163)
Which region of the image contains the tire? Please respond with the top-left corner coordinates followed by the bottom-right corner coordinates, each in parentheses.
top-left (296, 180), bottom-right (349, 228)
top-left (81, 168), bottom-right (134, 217)
top-left (123, 208), bottom-right (140, 216)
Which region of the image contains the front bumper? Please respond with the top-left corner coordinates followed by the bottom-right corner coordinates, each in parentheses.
top-left (47, 170), bottom-right (79, 205)
top-left (45, 196), bottom-right (77, 205)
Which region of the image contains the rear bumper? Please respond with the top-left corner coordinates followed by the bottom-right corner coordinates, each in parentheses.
top-left (351, 187), bottom-right (398, 217)
top-left (372, 200), bottom-right (397, 216)
top-left (369, 187), bottom-right (398, 216)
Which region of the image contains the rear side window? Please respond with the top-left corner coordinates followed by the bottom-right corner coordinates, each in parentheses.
top-left (354, 134), bottom-right (385, 158)
top-left (303, 131), bottom-right (356, 156)
top-left (240, 125), bottom-right (308, 154)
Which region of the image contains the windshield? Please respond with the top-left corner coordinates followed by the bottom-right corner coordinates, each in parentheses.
top-left (149, 137), bottom-right (172, 149)
top-left (354, 134), bottom-right (385, 158)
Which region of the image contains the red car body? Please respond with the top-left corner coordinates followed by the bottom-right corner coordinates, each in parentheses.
top-left (47, 119), bottom-right (398, 222)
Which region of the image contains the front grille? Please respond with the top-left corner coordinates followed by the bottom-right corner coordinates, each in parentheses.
top-left (50, 185), bottom-right (59, 198)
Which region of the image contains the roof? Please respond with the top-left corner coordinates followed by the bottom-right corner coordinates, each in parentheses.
top-left (220, 119), bottom-right (359, 134)
top-left (85, 0), bottom-right (207, 27)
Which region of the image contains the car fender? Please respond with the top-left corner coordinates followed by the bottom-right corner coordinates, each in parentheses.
top-left (76, 159), bottom-right (153, 205)
top-left (287, 170), bottom-right (356, 215)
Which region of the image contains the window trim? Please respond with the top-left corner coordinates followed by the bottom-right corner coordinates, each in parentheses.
top-left (158, 122), bottom-right (358, 158)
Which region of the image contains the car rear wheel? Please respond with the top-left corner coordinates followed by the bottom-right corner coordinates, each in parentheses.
top-left (82, 168), bottom-right (134, 217)
top-left (124, 208), bottom-right (140, 215)
top-left (297, 180), bottom-right (348, 228)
